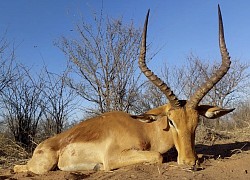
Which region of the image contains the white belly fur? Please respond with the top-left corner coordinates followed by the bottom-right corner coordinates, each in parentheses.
top-left (58, 139), bottom-right (111, 171)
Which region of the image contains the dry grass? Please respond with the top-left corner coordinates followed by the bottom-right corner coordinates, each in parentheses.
top-left (196, 125), bottom-right (250, 145)
top-left (0, 134), bottom-right (30, 169)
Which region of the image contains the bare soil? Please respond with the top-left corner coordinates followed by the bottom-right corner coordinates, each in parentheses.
top-left (0, 135), bottom-right (249, 180)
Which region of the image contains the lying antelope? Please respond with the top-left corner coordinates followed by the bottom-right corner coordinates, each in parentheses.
top-left (14, 5), bottom-right (234, 174)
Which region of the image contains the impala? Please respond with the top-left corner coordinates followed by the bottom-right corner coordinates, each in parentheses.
top-left (14, 5), bottom-right (234, 174)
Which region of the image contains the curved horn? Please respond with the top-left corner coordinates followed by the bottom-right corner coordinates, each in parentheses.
top-left (187, 5), bottom-right (231, 109)
top-left (139, 9), bottom-right (180, 107)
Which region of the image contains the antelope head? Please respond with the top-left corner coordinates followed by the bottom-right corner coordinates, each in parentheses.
top-left (139, 5), bottom-right (234, 166)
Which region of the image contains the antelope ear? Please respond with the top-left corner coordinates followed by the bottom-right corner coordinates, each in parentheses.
top-left (197, 105), bottom-right (235, 119)
top-left (131, 114), bottom-right (158, 123)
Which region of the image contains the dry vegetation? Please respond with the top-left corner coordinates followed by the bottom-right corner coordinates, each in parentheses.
top-left (0, 124), bottom-right (249, 179)
top-left (0, 133), bottom-right (30, 169)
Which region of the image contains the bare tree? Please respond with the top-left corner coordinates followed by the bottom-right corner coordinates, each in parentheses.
top-left (231, 100), bottom-right (250, 129)
top-left (162, 54), bottom-right (250, 108)
top-left (0, 33), bottom-right (18, 127)
top-left (0, 65), bottom-right (45, 152)
top-left (56, 14), bottom-right (143, 115)
top-left (204, 59), bottom-right (250, 107)
top-left (0, 32), bottom-right (16, 93)
top-left (132, 81), bottom-right (166, 114)
top-left (40, 68), bottom-right (77, 136)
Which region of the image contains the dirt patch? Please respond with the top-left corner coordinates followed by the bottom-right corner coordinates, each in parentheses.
top-left (1, 140), bottom-right (249, 180)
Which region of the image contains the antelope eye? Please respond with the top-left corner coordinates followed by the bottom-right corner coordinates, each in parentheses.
top-left (168, 119), bottom-right (175, 128)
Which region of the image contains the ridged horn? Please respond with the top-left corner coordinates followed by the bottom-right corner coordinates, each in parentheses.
top-left (139, 9), bottom-right (180, 107)
top-left (187, 5), bottom-right (231, 109)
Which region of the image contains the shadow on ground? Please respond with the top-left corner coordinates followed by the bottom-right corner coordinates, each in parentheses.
top-left (163, 141), bottom-right (249, 163)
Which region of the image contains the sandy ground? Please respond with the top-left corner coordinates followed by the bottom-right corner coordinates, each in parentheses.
top-left (0, 139), bottom-right (249, 180)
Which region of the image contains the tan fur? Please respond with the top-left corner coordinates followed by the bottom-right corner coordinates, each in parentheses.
top-left (14, 105), bottom-right (233, 174)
